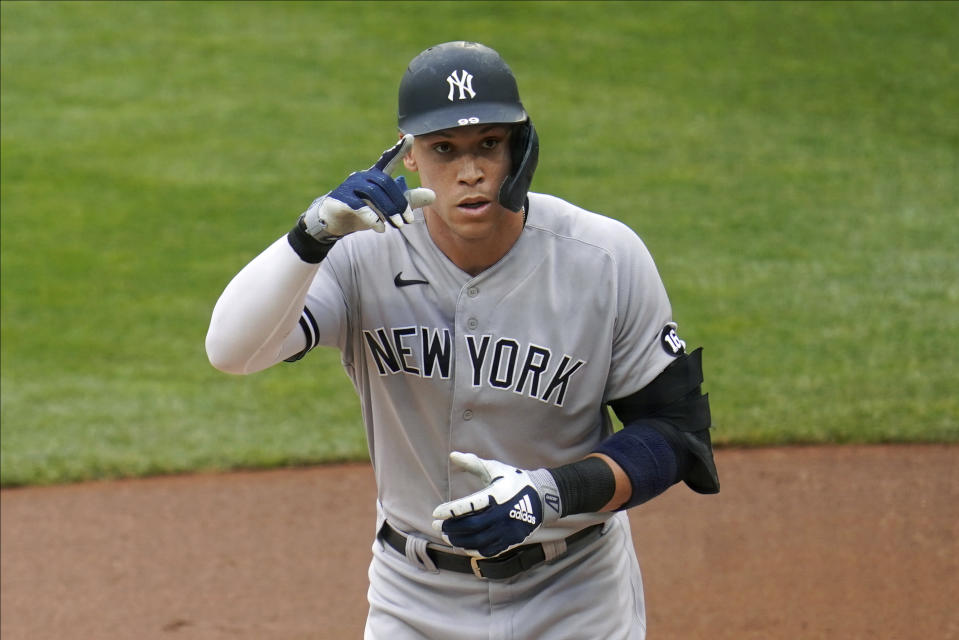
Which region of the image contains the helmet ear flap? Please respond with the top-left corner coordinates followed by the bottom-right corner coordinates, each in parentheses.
top-left (498, 120), bottom-right (539, 213)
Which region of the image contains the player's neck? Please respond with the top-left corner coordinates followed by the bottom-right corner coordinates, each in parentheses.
top-left (424, 209), bottom-right (524, 277)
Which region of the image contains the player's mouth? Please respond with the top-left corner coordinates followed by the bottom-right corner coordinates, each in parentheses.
top-left (456, 196), bottom-right (492, 214)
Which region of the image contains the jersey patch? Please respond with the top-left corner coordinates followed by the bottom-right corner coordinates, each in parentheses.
top-left (660, 322), bottom-right (686, 357)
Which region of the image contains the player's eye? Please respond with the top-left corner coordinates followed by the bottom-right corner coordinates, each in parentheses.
top-left (433, 142), bottom-right (453, 154)
top-left (481, 138), bottom-right (500, 150)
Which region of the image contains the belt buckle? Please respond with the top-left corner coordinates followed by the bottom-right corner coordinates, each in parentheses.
top-left (469, 556), bottom-right (486, 579)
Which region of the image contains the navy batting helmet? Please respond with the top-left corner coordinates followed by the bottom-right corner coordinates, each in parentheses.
top-left (398, 41), bottom-right (539, 213)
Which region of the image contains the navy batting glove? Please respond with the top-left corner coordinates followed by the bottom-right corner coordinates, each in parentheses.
top-left (299, 135), bottom-right (434, 239)
top-left (328, 169), bottom-right (409, 229)
top-left (432, 452), bottom-right (562, 558)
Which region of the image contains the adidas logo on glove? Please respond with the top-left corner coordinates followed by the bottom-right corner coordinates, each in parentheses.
top-left (509, 494), bottom-right (538, 525)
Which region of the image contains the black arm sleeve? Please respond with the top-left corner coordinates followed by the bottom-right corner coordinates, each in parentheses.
top-left (608, 348), bottom-right (719, 494)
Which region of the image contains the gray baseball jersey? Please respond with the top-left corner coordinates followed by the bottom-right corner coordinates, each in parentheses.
top-left (295, 191), bottom-right (678, 545)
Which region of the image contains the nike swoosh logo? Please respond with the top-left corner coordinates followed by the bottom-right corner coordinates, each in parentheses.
top-left (394, 271), bottom-right (429, 288)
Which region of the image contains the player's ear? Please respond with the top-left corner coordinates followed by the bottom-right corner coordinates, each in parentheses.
top-left (403, 144), bottom-right (418, 172)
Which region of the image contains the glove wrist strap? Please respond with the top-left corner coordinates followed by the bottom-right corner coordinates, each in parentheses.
top-left (527, 468), bottom-right (562, 523)
top-left (301, 195), bottom-right (343, 239)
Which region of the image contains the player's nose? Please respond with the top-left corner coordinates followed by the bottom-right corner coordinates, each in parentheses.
top-left (456, 155), bottom-right (484, 186)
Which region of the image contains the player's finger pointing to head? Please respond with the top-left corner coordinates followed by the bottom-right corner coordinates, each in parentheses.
top-left (373, 133), bottom-right (414, 176)
top-left (370, 134), bottom-right (434, 227)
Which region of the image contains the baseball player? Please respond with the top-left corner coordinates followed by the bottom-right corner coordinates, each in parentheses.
top-left (206, 41), bottom-right (718, 639)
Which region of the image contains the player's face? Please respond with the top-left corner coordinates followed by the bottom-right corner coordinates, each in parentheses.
top-left (404, 124), bottom-right (520, 253)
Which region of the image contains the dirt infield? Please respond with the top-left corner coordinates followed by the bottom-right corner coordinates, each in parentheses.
top-left (2, 445), bottom-right (957, 639)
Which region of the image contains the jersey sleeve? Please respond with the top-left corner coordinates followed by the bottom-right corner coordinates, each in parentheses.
top-left (604, 228), bottom-right (679, 402)
top-left (292, 239), bottom-right (356, 361)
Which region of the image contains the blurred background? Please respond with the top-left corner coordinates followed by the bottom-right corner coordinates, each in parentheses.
top-left (2, 0), bottom-right (956, 486)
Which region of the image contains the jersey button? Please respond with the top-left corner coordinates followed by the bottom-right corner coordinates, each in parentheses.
top-left (463, 410), bottom-right (473, 421)
top-left (467, 318), bottom-right (478, 330)
top-left (467, 286), bottom-right (479, 298)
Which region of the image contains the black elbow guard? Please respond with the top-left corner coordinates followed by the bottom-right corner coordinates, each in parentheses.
top-left (609, 348), bottom-right (719, 494)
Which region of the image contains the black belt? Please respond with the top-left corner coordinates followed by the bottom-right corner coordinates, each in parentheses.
top-left (379, 521), bottom-right (604, 580)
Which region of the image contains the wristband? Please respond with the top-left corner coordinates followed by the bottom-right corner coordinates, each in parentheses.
top-left (594, 422), bottom-right (680, 510)
top-left (287, 215), bottom-right (338, 264)
top-left (547, 456), bottom-right (617, 516)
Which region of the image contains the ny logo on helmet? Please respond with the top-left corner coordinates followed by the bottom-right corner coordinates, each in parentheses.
top-left (446, 70), bottom-right (476, 101)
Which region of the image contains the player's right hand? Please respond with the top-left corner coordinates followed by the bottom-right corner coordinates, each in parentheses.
top-left (300, 134), bottom-right (435, 238)
top-left (432, 452), bottom-right (562, 558)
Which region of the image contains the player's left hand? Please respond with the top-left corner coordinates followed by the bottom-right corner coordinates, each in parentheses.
top-left (432, 452), bottom-right (563, 558)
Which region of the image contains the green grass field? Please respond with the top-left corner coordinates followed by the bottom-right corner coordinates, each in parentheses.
top-left (2, 1), bottom-right (957, 486)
